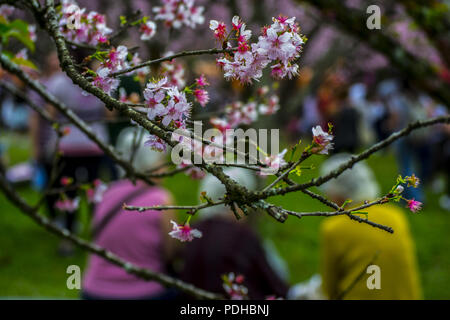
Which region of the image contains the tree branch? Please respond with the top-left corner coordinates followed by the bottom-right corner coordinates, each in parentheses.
top-left (0, 168), bottom-right (222, 300)
top-left (111, 47), bottom-right (237, 78)
top-left (257, 115), bottom-right (450, 199)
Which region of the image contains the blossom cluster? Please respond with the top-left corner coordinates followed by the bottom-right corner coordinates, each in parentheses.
top-left (153, 0), bottom-right (204, 29)
top-left (168, 220), bottom-right (202, 242)
top-left (139, 20), bottom-right (157, 41)
top-left (144, 77), bottom-right (191, 126)
top-left (212, 15), bottom-right (306, 83)
top-left (393, 174), bottom-right (423, 213)
top-left (137, 77), bottom-right (193, 151)
top-left (92, 46), bottom-right (127, 95)
top-left (92, 46), bottom-right (149, 95)
top-left (140, 73), bottom-right (212, 153)
top-left (86, 179), bottom-right (108, 204)
top-left (160, 55), bottom-right (186, 89)
top-left (54, 178), bottom-right (107, 211)
top-left (58, 0), bottom-right (112, 46)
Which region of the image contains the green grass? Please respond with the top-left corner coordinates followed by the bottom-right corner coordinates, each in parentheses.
top-left (0, 132), bottom-right (449, 299)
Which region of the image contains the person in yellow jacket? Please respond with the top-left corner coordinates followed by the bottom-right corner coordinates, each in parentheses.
top-left (319, 153), bottom-right (422, 300)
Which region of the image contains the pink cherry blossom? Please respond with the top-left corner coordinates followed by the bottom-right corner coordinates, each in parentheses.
top-left (93, 67), bottom-right (120, 95)
top-left (238, 24), bottom-right (252, 42)
top-left (406, 199), bottom-right (422, 213)
top-left (60, 176), bottom-right (72, 186)
top-left (104, 45), bottom-right (129, 72)
top-left (140, 21), bottom-right (157, 41)
top-left (210, 117), bottom-right (232, 133)
top-left (178, 160), bottom-right (206, 179)
top-left (193, 89), bottom-right (209, 107)
top-left (214, 15), bottom-right (305, 84)
top-left (145, 77), bottom-right (169, 92)
top-left (86, 179), bottom-right (108, 204)
top-left (161, 58), bottom-right (186, 89)
top-left (222, 272), bottom-right (248, 300)
top-left (260, 149), bottom-right (287, 175)
top-left (160, 87), bottom-right (191, 126)
top-left (58, 0), bottom-right (112, 46)
top-left (28, 25), bottom-right (37, 42)
top-left (154, 0), bottom-right (204, 29)
top-left (209, 20), bottom-right (227, 40)
top-left (195, 74), bottom-right (209, 87)
top-left (232, 16), bottom-right (242, 31)
top-left (312, 125), bottom-right (334, 155)
top-left (257, 86), bottom-right (269, 96)
top-left (118, 87), bottom-right (129, 103)
top-left (144, 134), bottom-right (167, 152)
top-left (162, 99), bottom-right (188, 126)
top-left (143, 90), bottom-right (166, 120)
top-left (257, 27), bottom-right (296, 62)
top-left (259, 95), bottom-right (280, 115)
top-left (168, 220), bottom-right (202, 242)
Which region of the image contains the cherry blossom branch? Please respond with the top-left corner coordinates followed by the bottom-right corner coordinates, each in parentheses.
top-left (12, 0), bottom-right (447, 235)
top-left (261, 151), bottom-right (311, 192)
top-left (0, 168), bottom-right (222, 300)
top-left (123, 200), bottom-right (226, 213)
top-left (256, 115), bottom-right (450, 199)
top-left (64, 11), bottom-right (144, 51)
top-left (110, 47), bottom-right (237, 77)
top-left (268, 197), bottom-right (393, 233)
top-left (35, 0), bottom-right (450, 227)
top-left (300, 189), bottom-right (340, 210)
top-left (26, 0), bottom-right (255, 221)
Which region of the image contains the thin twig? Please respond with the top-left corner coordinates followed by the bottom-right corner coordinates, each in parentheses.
top-left (124, 200), bottom-right (226, 213)
top-left (111, 47), bottom-right (237, 77)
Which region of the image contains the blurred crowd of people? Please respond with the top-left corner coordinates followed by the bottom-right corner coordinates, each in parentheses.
top-left (291, 72), bottom-right (450, 210)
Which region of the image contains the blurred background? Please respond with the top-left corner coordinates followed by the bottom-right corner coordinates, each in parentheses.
top-left (0, 0), bottom-right (449, 299)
